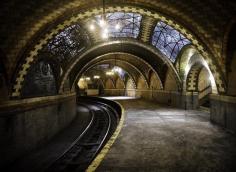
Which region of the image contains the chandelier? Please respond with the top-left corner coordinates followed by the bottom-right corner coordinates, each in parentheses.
top-left (88, 0), bottom-right (121, 39)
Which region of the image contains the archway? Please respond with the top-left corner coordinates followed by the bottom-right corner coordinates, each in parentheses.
top-left (11, 6), bottom-right (227, 97)
top-left (198, 67), bottom-right (212, 107)
top-left (125, 77), bottom-right (136, 97)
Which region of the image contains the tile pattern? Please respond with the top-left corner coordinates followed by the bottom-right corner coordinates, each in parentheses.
top-left (5, 5), bottom-right (228, 96)
top-left (186, 64), bottom-right (203, 91)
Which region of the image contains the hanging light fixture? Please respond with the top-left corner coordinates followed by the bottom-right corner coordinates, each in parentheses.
top-left (106, 71), bottom-right (114, 76)
top-left (94, 75), bottom-right (100, 79)
top-left (89, 24), bottom-right (95, 31)
top-left (85, 77), bottom-right (91, 81)
top-left (100, 0), bottom-right (108, 39)
top-left (115, 23), bottom-right (120, 30)
top-left (88, 0), bottom-right (122, 39)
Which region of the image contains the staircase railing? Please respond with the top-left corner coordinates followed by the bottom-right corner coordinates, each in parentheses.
top-left (199, 86), bottom-right (212, 100)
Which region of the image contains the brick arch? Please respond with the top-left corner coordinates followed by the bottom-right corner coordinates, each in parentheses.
top-left (67, 42), bottom-right (174, 94)
top-left (137, 75), bottom-right (148, 89)
top-left (126, 77), bottom-right (136, 90)
top-left (198, 67), bottom-right (211, 92)
top-left (147, 69), bottom-right (161, 89)
top-left (110, 53), bottom-right (163, 89)
top-left (3, 0), bottom-right (234, 76)
top-left (186, 63), bottom-right (203, 91)
top-left (97, 78), bottom-right (105, 89)
top-left (175, 44), bottom-right (197, 80)
top-left (104, 59), bottom-right (149, 89)
top-left (77, 60), bottom-right (138, 89)
top-left (11, 5), bottom-right (227, 97)
top-left (105, 78), bottom-right (115, 89)
top-left (147, 69), bottom-right (163, 90)
top-left (115, 77), bottom-right (125, 89)
top-left (114, 60), bottom-right (149, 89)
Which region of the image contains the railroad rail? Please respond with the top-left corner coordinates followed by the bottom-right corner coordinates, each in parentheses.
top-left (45, 97), bottom-right (120, 172)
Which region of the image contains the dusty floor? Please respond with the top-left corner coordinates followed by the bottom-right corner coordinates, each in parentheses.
top-left (96, 98), bottom-right (236, 172)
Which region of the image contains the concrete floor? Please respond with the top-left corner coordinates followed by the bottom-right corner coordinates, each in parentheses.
top-left (97, 98), bottom-right (236, 172)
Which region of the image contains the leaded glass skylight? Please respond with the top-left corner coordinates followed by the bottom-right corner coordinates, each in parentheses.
top-left (152, 21), bottom-right (191, 62)
top-left (94, 12), bottom-right (142, 38)
top-left (44, 24), bottom-right (90, 63)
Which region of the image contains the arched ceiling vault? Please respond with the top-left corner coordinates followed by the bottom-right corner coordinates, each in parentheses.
top-left (1, 1), bottom-right (233, 96)
top-left (78, 59), bottom-right (149, 89)
top-left (76, 60), bottom-right (139, 88)
top-left (61, 40), bottom-right (181, 93)
top-left (65, 40), bottom-right (174, 92)
top-left (1, 0), bottom-right (235, 67)
top-left (186, 63), bottom-right (204, 92)
top-left (83, 63), bottom-right (126, 88)
top-left (175, 44), bottom-right (198, 80)
top-left (74, 53), bottom-right (162, 88)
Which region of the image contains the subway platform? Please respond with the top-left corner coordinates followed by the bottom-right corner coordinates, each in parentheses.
top-left (96, 97), bottom-right (236, 172)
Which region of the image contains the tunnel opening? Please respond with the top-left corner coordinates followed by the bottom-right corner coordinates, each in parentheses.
top-left (74, 52), bottom-right (161, 99)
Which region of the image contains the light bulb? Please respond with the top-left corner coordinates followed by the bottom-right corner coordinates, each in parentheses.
top-left (99, 19), bottom-right (106, 27)
top-left (94, 75), bottom-right (100, 79)
top-left (89, 24), bottom-right (95, 31)
top-left (106, 71), bottom-right (114, 76)
top-left (104, 28), bottom-right (108, 33)
top-left (101, 32), bottom-right (108, 39)
top-left (115, 23), bottom-right (120, 30)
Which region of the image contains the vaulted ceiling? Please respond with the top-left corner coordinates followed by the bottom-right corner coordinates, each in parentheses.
top-left (0, 0), bottom-right (235, 98)
top-left (1, 0), bottom-right (235, 75)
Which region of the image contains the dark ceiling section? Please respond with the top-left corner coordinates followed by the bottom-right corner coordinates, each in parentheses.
top-left (226, 23), bottom-right (236, 74)
top-left (68, 40), bottom-right (168, 89)
top-left (84, 67), bottom-right (107, 78)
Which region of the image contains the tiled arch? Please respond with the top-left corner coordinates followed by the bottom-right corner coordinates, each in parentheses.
top-left (12, 6), bottom-right (226, 97)
top-left (186, 63), bottom-right (203, 92)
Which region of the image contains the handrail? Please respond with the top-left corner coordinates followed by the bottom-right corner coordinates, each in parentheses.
top-left (199, 85), bottom-right (211, 93)
top-left (199, 86), bottom-right (212, 100)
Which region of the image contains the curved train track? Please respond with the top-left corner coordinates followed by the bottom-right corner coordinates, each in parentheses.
top-left (45, 98), bottom-right (120, 172)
